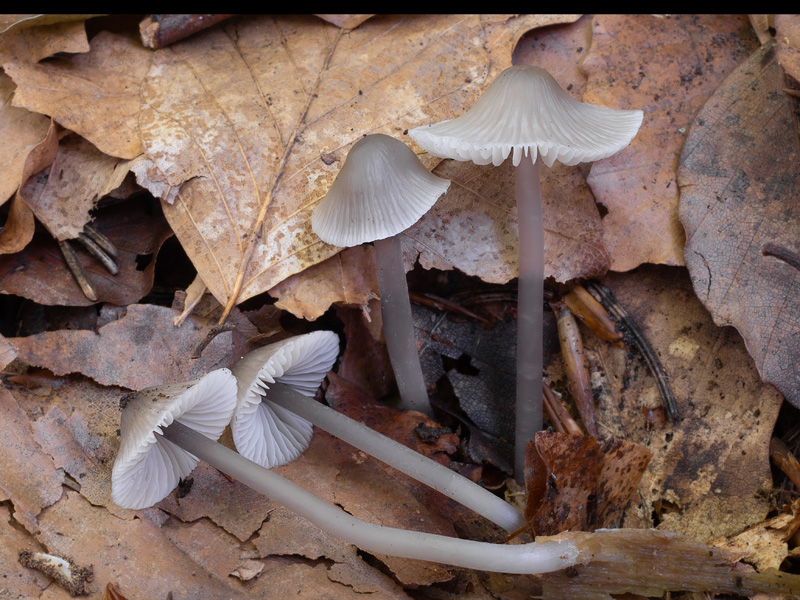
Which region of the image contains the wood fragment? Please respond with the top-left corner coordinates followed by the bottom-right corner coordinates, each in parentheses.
top-left (771, 437), bottom-right (800, 491)
top-left (563, 284), bottom-right (624, 346)
top-left (59, 240), bottom-right (97, 301)
top-left (139, 14), bottom-right (236, 49)
top-left (585, 282), bottom-right (678, 420)
top-left (83, 224), bottom-right (119, 259)
top-left (554, 302), bottom-right (597, 436)
top-left (543, 381), bottom-right (583, 436)
top-left (76, 232), bottom-right (119, 275)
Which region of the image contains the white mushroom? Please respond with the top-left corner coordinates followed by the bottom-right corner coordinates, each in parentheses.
top-left (233, 331), bottom-right (527, 533)
top-left (111, 368), bottom-right (238, 509)
top-left (312, 134), bottom-right (451, 416)
top-left (410, 65), bottom-right (643, 478)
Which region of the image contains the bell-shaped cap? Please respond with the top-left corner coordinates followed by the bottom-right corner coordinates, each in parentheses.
top-left (409, 65), bottom-right (643, 168)
top-left (111, 368), bottom-right (237, 510)
top-left (311, 134), bottom-right (450, 247)
top-left (231, 331), bottom-right (339, 469)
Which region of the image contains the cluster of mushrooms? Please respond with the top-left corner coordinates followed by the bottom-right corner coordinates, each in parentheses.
top-left (112, 65), bottom-right (642, 574)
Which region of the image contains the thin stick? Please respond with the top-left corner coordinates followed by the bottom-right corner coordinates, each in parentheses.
top-left (160, 420), bottom-right (578, 574)
top-left (58, 240), bottom-right (97, 301)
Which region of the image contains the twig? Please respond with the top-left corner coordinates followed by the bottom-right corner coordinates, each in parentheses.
top-left (59, 240), bottom-right (97, 302)
top-left (585, 282), bottom-right (679, 420)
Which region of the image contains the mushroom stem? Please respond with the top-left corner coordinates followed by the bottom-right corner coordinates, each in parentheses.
top-left (514, 156), bottom-right (544, 481)
top-left (374, 235), bottom-right (433, 416)
top-left (160, 420), bottom-right (578, 574)
top-left (266, 382), bottom-right (527, 533)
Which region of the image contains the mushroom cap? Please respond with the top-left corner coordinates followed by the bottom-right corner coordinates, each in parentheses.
top-left (409, 65), bottom-right (644, 168)
top-left (311, 134), bottom-right (450, 247)
top-left (111, 368), bottom-right (237, 510)
top-left (231, 331), bottom-right (339, 469)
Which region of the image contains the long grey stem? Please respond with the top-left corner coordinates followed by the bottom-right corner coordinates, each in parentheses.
top-left (514, 158), bottom-right (544, 481)
top-left (161, 420), bottom-right (578, 573)
top-left (374, 235), bottom-right (433, 416)
top-left (267, 382), bottom-right (527, 533)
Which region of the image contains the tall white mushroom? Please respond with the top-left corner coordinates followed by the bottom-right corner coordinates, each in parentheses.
top-left (410, 65), bottom-right (643, 479)
top-left (312, 133), bottom-right (451, 416)
top-left (233, 331), bottom-right (527, 533)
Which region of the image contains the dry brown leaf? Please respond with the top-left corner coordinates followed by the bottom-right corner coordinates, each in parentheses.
top-left (6, 376), bottom-right (122, 511)
top-left (583, 14), bottom-right (759, 271)
top-left (679, 42), bottom-right (800, 409)
top-left (5, 31), bottom-right (151, 159)
top-left (0, 71), bottom-right (51, 204)
top-left (407, 159), bottom-right (609, 284)
top-left (0, 197), bottom-right (173, 306)
top-left (0, 119), bottom-right (57, 255)
top-left (587, 266), bottom-right (783, 541)
top-left (0, 386), bottom-right (63, 534)
top-left (523, 433), bottom-right (650, 536)
top-left (0, 17), bottom-right (89, 64)
top-left (0, 332), bottom-right (16, 370)
top-left (269, 245), bottom-right (378, 320)
top-left (9, 304), bottom-right (238, 390)
top-left (22, 133), bottom-right (131, 241)
top-left (776, 14), bottom-right (800, 79)
top-left (36, 490), bottom-right (252, 599)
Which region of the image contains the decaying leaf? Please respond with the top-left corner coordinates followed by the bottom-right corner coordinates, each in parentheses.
top-left (0, 16), bottom-right (90, 64)
top-left (5, 31), bottom-right (152, 159)
top-left (679, 42), bottom-right (800, 409)
top-left (588, 266), bottom-right (783, 541)
top-left (584, 14), bottom-right (759, 271)
top-left (0, 197), bottom-right (173, 306)
top-left (0, 386), bottom-right (63, 534)
top-left (22, 133), bottom-right (131, 241)
top-left (0, 71), bottom-right (51, 205)
top-left (0, 118), bottom-right (56, 255)
top-left (9, 304), bottom-right (239, 390)
top-left (523, 432), bottom-right (651, 535)
top-left (406, 157), bottom-right (609, 284)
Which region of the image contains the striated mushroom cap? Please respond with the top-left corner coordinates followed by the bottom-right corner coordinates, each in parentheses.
top-left (231, 331), bottom-right (339, 469)
top-left (409, 65), bottom-right (643, 168)
top-left (111, 369), bottom-right (237, 510)
top-left (311, 134), bottom-right (450, 247)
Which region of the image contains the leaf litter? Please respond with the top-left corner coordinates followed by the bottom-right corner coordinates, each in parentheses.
top-left (2, 13), bottom-right (800, 599)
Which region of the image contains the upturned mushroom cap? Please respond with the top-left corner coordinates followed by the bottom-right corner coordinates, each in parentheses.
top-left (111, 368), bottom-right (237, 509)
top-left (311, 134), bottom-right (450, 247)
top-left (409, 65), bottom-right (644, 168)
top-left (231, 331), bottom-right (339, 469)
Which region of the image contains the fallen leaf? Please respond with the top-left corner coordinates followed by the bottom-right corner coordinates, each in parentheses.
top-left (0, 17), bottom-right (89, 64)
top-left (0, 119), bottom-right (57, 255)
top-left (587, 266), bottom-right (783, 540)
top-left (22, 133), bottom-right (131, 241)
top-left (269, 245), bottom-right (378, 320)
top-left (0, 71), bottom-right (51, 204)
top-left (583, 14), bottom-right (759, 271)
top-left (678, 42), bottom-right (800, 409)
top-left (313, 14), bottom-right (374, 30)
top-left (9, 304), bottom-right (238, 390)
top-left (523, 433), bottom-right (651, 536)
top-left (407, 158), bottom-right (609, 284)
top-left (0, 196), bottom-right (173, 306)
top-left (776, 15), bottom-right (800, 81)
top-left (36, 490), bottom-right (252, 599)
top-left (0, 332), bottom-right (16, 369)
top-left (0, 386), bottom-right (63, 534)
top-left (5, 31), bottom-right (152, 159)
